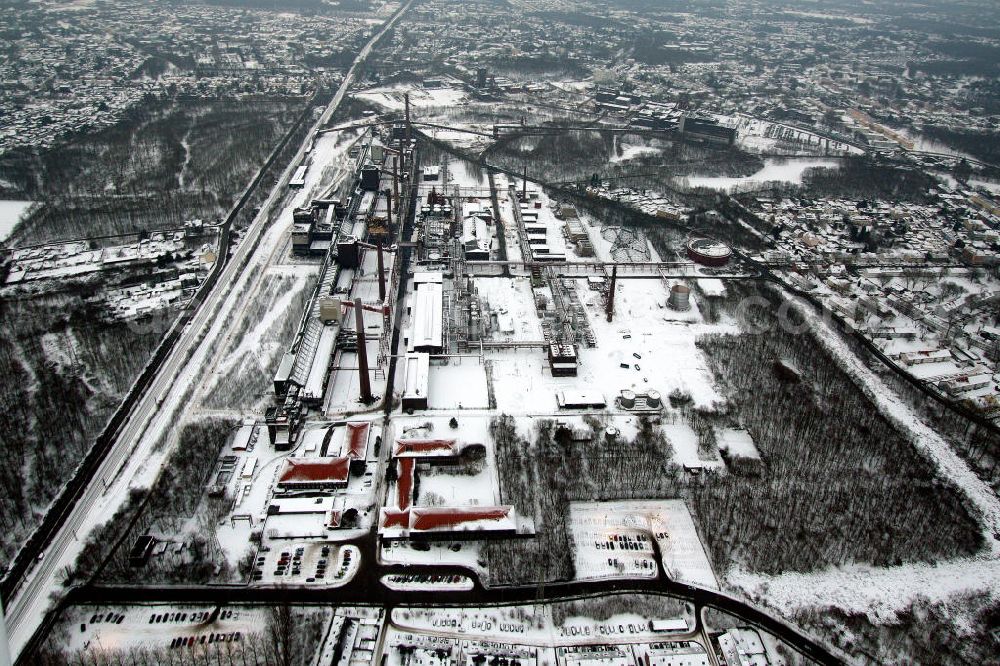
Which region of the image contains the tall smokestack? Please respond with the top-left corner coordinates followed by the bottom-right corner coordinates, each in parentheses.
top-left (606, 265), bottom-right (617, 322)
top-left (404, 93), bottom-right (411, 144)
top-left (522, 164), bottom-right (527, 201)
top-left (376, 243), bottom-right (386, 302)
top-left (354, 297), bottom-right (373, 404)
top-left (386, 190), bottom-right (393, 230)
top-left (393, 153), bottom-right (399, 205)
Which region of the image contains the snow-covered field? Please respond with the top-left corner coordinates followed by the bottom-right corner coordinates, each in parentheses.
top-left (356, 84), bottom-right (468, 112)
top-left (681, 158), bottom-right (842, 192)
top-left (715, 428), bottom-right (760, 460)
top-left (663, 423), bottom-right (723, 469)
top-left (731, 556), bottom-right (1000, 624)
top-left (427, 359), bottom-right (490, 409)
top-left (482, 277), bottom-right (735, 415)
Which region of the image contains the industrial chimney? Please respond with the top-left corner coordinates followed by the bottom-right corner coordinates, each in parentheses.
top-left (606, 265), bottom-right (617, 322)
top-left (354, 298), bottom-right (373, 404)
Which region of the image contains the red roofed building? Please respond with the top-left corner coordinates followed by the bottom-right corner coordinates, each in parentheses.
top-left (345, 422), bottom-right (370, 459)
top-left (381, 508), bottom-right (410, 529)
top-left (378, 505), bottom-right (518, 540)
top-left (411, 506), bottom-right (512, 531)
top-left (396, 458), bottom-right (415, 510)
top-left (393, 438), bottom-right (461, 458)
top-left (277, 457), bottom-right (350, 491)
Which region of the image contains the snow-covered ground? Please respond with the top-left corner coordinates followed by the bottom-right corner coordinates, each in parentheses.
top-left (0, 199), bottom-right (34, 241)
top-left (681, 158), bottom-right (842, 192)
top-left (610, 144), bottom-right (661, 163)
top-left (715, 428), bottom-right (760, 460)
top-left (663, 423), bottom-right (723, 469)
top-left (427, 359), bottom-right (490, 410)
top-left (476, 276), bottom-right (545, 342)
top-left (730, 557), bottom-right (1000, 624)
top-left (483, 277), bottom-right (735, 415)
top-left (356, 84), bottom-right (468, 112)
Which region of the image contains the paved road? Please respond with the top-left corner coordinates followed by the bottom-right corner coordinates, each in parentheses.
top-left (4, 1), bottom-right (414, 657)
top-left (65, 554), bottom-right (843, 666)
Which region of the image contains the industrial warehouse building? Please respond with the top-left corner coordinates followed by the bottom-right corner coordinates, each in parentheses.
top-left (407, 272), bottom-right (444, 353)
top-left (401, 352), bottom-right (429, 410)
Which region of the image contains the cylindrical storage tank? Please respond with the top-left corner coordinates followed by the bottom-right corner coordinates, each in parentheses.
top-left (620, 390), bottom-right (636, 409)
top-left (686, 238), bottom-right (732, 267)
top-left (421, 205), bottom-right (431, 216)
top-left (432, 205), bottom-right (442, 215)
top-left (604, 425), bottom-right (619, 443)
top-left (646, 390), bottom-right (661, 408)
top-left (669, 284), bottom-right (691, 311)
top-left (443, 205), bottom-right (453, 216)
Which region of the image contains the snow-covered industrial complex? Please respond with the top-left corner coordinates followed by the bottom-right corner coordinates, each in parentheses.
top-left (5, 0), bottom-right (1000, 664)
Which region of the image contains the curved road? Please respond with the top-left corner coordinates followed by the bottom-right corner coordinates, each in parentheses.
top-left (3, 1), bottom-right (414, 657)
top-left (60, 540), bottom-right (843, 666)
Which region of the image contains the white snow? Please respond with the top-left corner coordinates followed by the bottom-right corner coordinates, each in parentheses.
top-left (426, 359), bottom-right (490, 409)
top-left (715, 428), bottom-right (760, 460)
top-left (610, 144), bottom-right (660, 163)
top-left (663, 423), bottom-right (723, 469)
top-left (682, 158), bottom-right (841, 191)
top-left (730, 556), bottom-right (1000, 624)
top-left (0, 200), bottom-right (33, 241)
top-left (355, 85), bottom-right (468, 112)
top-left (696, 278), bottom-right (726, 297)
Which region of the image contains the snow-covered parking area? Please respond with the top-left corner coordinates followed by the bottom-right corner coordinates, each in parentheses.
top-left (252, 542), bottom-right (360, 587)
top-left (63, 605), bottom-right (273, 655)
top-left (570, 501), bottom-right (718, 589)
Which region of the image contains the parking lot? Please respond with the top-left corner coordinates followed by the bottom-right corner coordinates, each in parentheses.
top-left (251, 542), bottom-right (360, 586)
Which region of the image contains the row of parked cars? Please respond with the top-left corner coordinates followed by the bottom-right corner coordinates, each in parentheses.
top-left (170, 632), bottom-right (242, 649)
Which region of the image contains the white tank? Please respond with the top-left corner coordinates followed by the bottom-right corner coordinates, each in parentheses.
top-left (646, 390), bottom-right (661, 408)
top-left (668, 284), bottom-right (691, 311)
top-left (619, 390), bottom-right (636, 409)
